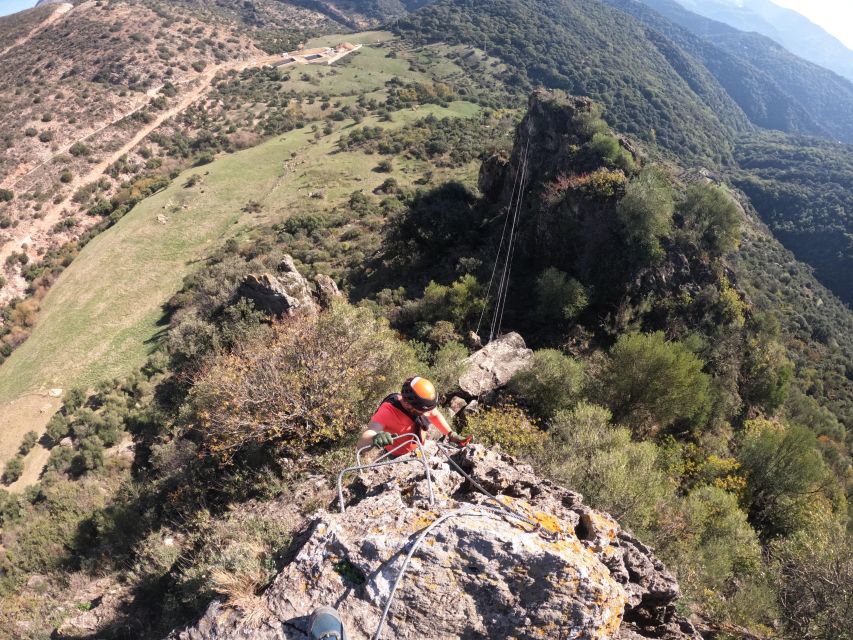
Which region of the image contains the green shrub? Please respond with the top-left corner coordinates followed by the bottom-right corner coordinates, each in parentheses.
top-left (2, 456), bottom-right (24, 484)
top-left (678, 183), bottom-right (742, 256)
top-left (534, 267), bottom-right (588, 323)
top-left (509, 349), bottom-right (585, 418)
top-left (737, 419), bottom-right (836, 538)
top-left (64, 387), bottom-right (87, 412)
top-left (69, 142), bottom-right (90, 157)
top-left (19, 431), bottom-right (38, 455)
top-left (465, 404), bottom-right (544, 456)
top-left (617, 167), bottom-right (674, 264)
top-left (545, 402), bottom-right (670, 534)
top-left (600, 331), bottom-right (711, 434)
top-left (0, 189), bottom-right (12, 202)
top-left (45, 413), bottom-right (70, 444)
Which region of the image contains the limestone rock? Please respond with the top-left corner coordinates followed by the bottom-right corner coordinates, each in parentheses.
top-left (313, 274), bottom-right (341, 309)
top-left (457, 332), bottom-right (533, 398)
top-left (59, 437), bottom-right (73, 448)
top-left (169, 443), bottom-right (696, 640)
top-left (237, 255), bottom-right (318, 318)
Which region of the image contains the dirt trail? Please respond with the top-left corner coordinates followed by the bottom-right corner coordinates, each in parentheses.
top-left (0, 2), bottom-right (73, 59)
top-left (0, 54), bottom-right (276, 270)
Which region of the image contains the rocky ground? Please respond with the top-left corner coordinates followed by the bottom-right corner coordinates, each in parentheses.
top-left (168, 443), bottom-right (699, 640)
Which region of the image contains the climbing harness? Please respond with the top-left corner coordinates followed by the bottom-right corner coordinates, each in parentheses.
top-left (337, 433), bottom-right (435, 513)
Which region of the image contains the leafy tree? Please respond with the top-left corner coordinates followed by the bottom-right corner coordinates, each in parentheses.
top-left (190, 301), bottom-right (420, 461)
top-left (737, 419), bottom-right (837, 538)
top-left (71, 436), bottom-right (105, 475)
top-left (600, 331), bottom-right (711, 434)
top-left (616, 167), bottom-right (674, 265)
top-left (64, 387), bottom-right (87, 412)
top-left (546, 402), bottom-right (671, 535)
top-left (509, 349), bottom-right (585, 418)
top-left (19, 431), bottom-right (38, 456)
top-left (45, 413), bottom-right (70, 444)
top-left (534, 268), bottom-right (588, 323)
top-left (2, 456), bottom-right (24, 484)
top-left (679, 183), bottom-right (742, 256)
top-left (771, 516), bottom-right (853, 640)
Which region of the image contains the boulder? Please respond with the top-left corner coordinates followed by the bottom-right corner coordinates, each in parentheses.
top-left (237, 255), bottom-right (318, 318)
top-left (457, 332), bottom-right (533, 398)
top-left (313, 274), bottom-right (341, 309)
top-left (170, 443), bottom-right (696, 640)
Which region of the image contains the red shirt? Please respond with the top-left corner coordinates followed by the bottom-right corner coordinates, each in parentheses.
top-left (370, 397), bottom-right (450, 455)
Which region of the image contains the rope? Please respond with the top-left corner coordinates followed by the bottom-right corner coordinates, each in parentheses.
top-left (488, 127), bottom-right (532, 343)
top-left (475, 134), bottom-right (525, 337)
top-left (490, 133), bottom-right (531, 341)
top-left (372, 506), bottom-right (535, 640)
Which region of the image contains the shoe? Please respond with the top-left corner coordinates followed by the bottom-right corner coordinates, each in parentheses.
top-left (308, 606), bottom-right (347, 640)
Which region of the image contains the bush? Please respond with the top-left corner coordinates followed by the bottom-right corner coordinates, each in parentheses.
top-left (190, 301), bottom-right (420, 461)
top-left (2, 456), bottom-right (24, 484)
top-left (600, 332), bottom-right (712, 434)
top-left (534, 267), bottom-right (588, 323)
top-left (509, 349), bottom-right (585, 418)
top-left (38, 131), bottom-right (54, 143)
top-left (0, 189), bottom-right (12, 202)
top-left (465, 404), bottom-right (544, 457)
top-left (617, 167), bottom-right (674, 264)
top-left (679, 183), bottom-right (742, 256)
top-left (45, 413), bottom-right (70, 444)
top-left (19, 431), bottom-right (38, 455)
top-left (64, 387), bottom-right (87, 412)
top-left (375, 159), bottom-right (393, 173)
top-left (737, 419), bottom-right (835, 538)
top-left (69, 142), bottom-right (90, 157)
top-left (545, 402), bottom-right (670, 534)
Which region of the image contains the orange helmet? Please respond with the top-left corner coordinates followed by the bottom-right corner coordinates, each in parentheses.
top-left (401, 376), bottom-right (437, 412)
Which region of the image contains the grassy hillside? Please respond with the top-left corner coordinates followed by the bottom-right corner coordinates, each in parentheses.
top-left (394, 0), bottom-right (752, 164)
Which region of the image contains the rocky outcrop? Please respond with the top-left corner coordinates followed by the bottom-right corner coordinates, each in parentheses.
top-left (170, 443), bottom-right (697, 640)
top-left (313, 274), bottom-right (341, 309)
top-left (456, 331), bottom-right (533, 399)
top-left (237, 255), bottom-right (318, 318)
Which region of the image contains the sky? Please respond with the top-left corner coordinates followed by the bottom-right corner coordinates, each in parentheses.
top-left (0, 0), bottom-right (36, 17)
top-left (0, 0), bottom-right (851, 49)
top-left (771, 0), bottom-right (853, 49)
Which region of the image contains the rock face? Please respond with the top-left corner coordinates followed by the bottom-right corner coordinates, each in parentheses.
top-left (457, 332), bottom-right (534, 398)
top-left (313, 274), bottom-right (341, 309)
top-left (170, 444), bottom-right (697, 640)
top-left (237, 255), bottom-right (318, 318)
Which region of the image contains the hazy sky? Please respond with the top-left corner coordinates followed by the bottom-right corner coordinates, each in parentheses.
top-left (0, 0), bottom-right (35, 17)
top-left (772, 0), bottom-right (853, 49)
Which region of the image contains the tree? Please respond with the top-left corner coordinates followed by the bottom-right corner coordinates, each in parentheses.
top-left (601, 331), bottom-right (711, 434)
top-left (509, 349), bottom-right (585, 418)
top-left (190, 301), bottom-right (420, 461)
top-left (546, 402), bottom-right (671, 535)
top-left (534, 268), bottom-right (588, 323)
top-left (616, 167), bottom-right (674, 265)
top-left (19, 431), bottom-right (38, 456)
top-left (2, 456), bottom-right (24, 484)
top-left (737, 419), bottom-right (836, 538)
top-left (679, 183), bottom-right (742, 256)
top-left (772, 517), bottom-right (853, 640)
top-left (64, 387), bottom-right (87, 412)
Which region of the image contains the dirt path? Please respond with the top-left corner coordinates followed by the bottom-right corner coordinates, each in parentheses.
top-left (0, 2), bottom-right (73, 59)
top-left (0, 54), bottom-right (276, 270)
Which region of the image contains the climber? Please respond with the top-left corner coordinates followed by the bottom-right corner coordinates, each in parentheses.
top-left (357, 376), bottom-right (469, 456)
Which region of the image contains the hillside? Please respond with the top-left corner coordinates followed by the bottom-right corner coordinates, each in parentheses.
top-left (672, 0), bottom-right (853, 82)
top-left (615, 0), bottom-right (853, 143)
top-left (0, 2), bottom-right (850, 639)
top-left (394, 0), bottom-right (753, 163)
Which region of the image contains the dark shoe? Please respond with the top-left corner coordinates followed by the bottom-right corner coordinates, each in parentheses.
top-left (308, 606), bottom-right (347, 640)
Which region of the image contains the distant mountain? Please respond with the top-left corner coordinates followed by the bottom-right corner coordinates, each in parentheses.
top-left (673, 0), bottom-right (853, 82)
top-left (616, 0), bottom-right (853, 144)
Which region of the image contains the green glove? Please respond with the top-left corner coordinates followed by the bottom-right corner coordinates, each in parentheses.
top-left (448, 430), bottom-right (465, 443)
top-left (373, 431), bottom-right (394, 447)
